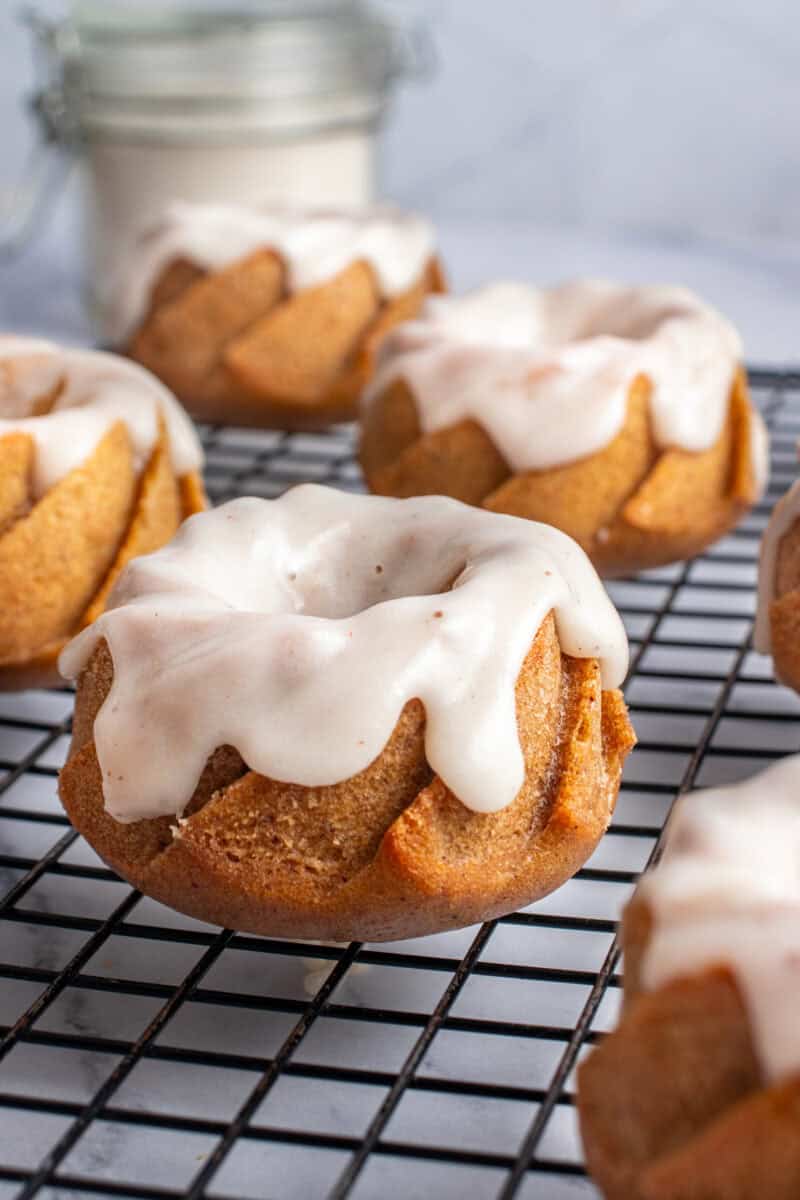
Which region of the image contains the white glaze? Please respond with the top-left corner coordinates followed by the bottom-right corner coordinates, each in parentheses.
top-left (639, 754), bottom-right (800, 1082)
top-left (365, 280), bottom-right (754, 475)
top-left (0, 336), bottom-right (202, 497)
top-left (754, 479), bottom-right (800, 656)
top-left (108, 203), bottom-right (436, 344)
top-left (59, 485), bottom-right (628, 823)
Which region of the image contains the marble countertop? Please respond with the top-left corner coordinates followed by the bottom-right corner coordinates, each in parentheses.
top-left (1, 202), bottom-right (799, 366)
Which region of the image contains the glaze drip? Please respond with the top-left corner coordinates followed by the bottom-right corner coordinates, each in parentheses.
top-left (0, 336), bottom-right (202, 496)
top-left (59, 486), bottom-right (628, 823)
top-left (365, 280), bottom-right (751, 474)
top-left (109, 203), bottom-right (436, 343)
top-left (639, 754), bottom-right (800, 1082)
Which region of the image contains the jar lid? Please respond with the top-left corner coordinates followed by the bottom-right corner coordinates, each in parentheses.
top-left (40, 1), bottom-right (425, 141)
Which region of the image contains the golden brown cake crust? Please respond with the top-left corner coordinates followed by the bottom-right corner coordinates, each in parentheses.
top-left (58, 613), bottom-right (635, 941)
top-left (577, 894), bottom-right (800, 1199)
top-left (0, 432), bottom-right (34, 534)
top-left (638, 1076), bottom-right (800, 1200)
top-left (0, 423), bottom-right (137, 668)
top-left (0, 420), bottom-right (206, 692)
top-left (766, 518), bottom-right (800, 693)
top-left (128, 255), bottom-right (445, 430)
top-left (360, 369), bottom-right (759, 577)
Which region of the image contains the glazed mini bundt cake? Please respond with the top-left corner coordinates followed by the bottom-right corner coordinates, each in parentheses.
top-left (0, 336), bottom-right (205, 690)
top-left (360, 281), bottom-right (768, 576)
top-left (112, 203), bottom-right (444, 429)
top-left (755, 480), bottom-right (800, 691)
top-left (578, 754), bottom-right (800, 1199)
top-left (58, 485), bottom-right (635, 941)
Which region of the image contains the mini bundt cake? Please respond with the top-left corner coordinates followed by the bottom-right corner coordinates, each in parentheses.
top-left (578, 755), bottom-right (800, 1199)
top-left (360, 281), bottom-right (768, 576)
top-left (58, 485), bottom-right (635, 941)
top-left (755, 480), bottom-right (800, 691)
top-left (113, 204), bottom-right (444, 429)
top-left (0, 336), bottom-right (205, 690)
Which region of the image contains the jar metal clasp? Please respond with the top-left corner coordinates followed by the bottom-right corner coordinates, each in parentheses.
top-left (0, 8), bottom-right (77, 260)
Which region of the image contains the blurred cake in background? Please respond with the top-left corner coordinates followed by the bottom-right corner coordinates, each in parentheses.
top-left (19, 1), bottom-right (432, 334)
top-left (755, 478), bottom-right (800, 692)
top-left (119, 203), bottom-right (444, 428)
top-left (578, 755), bottom-right (800, 1199)
top-left (360, 280), bottom-right (768, 576)
top-left (0, 336), bottom-right (205, 690)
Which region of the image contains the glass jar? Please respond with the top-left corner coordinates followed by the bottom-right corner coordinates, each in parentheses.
top-left (18, 0), bottom-right (432, 330)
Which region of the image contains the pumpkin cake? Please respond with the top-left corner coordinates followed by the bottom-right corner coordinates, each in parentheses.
top-left (578, 755), bottom-right (800, 1199)
top-left (755, 479), bottom-right (800, 692)
top-left (58, 485), bottom-right (635, 941)
top-left (115, 203), bottom-right (444, 429)
top-left (0, 336), bottom-right (205, 690)
top-left (360, 281), bottom-right (768, 576)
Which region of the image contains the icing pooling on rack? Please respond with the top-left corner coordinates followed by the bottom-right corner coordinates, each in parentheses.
top-left (109, 203), bottom-right (436, 343)
top-left (365, 280), bottom-right (753, 475)
top-left (639, 754), bottom-right (800, 1082)
top-left (59, 485), bottom-right (629, 823)
top-left (0, 336), bottom-right (202, 497)
top-left (754, 479), bottom-right (800, 656)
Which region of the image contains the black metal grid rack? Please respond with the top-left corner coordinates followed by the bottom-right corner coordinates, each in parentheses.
top-left (1, 369), bottom-right (799, 1200)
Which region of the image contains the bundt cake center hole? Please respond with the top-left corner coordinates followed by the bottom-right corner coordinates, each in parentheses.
top-left (571, 307), bottom-right (678, 344)
top-left (284, 538), bottom-right (468, 620)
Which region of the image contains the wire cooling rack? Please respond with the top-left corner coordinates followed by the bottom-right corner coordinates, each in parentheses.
top-left (1, 369), bottom-right (799, 1200)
